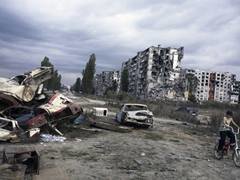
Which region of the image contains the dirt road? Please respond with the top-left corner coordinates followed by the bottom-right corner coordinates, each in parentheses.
top-left (1, 117), bottom-right (239, 180)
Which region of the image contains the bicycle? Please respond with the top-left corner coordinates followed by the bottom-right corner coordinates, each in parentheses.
top-left (214, 127), bottom-right (240, 167)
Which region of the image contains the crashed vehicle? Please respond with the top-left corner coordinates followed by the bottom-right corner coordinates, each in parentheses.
top-left (116, 104), bottom-right (153, 128)
top-left (0, 93), bottom-right (83, 136)
top-left (38, 93), bottom-right (83, 121)
top-left (0, 66), bottom-right (53, 109)
top-left (0, 67), bottom-right (83, 139)
top-left (1, 106), bottom-right (47, 130)
top-left (0, 117), bottom-right (40, 142)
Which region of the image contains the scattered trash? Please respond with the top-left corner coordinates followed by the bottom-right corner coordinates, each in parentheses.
top-left (40, 134), bottom-right (66, 142)
top-left (75, 138), bottom-right (82, 142)
top-left (92, 107), bottom-right (108, 117)
top-left (134, 159), bottom-right (143, 165)
top-left (90, 120), bottom-right (132, 133)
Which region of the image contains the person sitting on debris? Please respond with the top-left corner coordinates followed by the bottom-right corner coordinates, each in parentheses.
top-left (218, 110), bottom-right (240, 151)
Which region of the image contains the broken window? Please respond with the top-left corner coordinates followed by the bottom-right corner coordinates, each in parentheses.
top-left (0, 120), bottom-right (13, 131)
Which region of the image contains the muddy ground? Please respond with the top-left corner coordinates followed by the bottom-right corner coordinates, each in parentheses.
top-left (1, 117), bottom-right (239, 180)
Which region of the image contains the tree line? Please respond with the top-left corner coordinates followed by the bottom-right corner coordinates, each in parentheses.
top-left (40, 54), bottom-right (97, 94)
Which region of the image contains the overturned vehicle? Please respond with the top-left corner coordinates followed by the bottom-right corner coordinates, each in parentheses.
top-left (116, 104), bottom-right (154, 128)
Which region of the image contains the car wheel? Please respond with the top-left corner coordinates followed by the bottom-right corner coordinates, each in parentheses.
top-left (121, 113), bottom-right (127, 124)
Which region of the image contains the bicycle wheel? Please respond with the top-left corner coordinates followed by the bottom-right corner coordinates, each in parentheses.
top-left (232, 149), bottom-right (240, 167)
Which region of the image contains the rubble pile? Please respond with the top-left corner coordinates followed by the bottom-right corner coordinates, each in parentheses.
top-left (0, 67), bottom-right (83, 143)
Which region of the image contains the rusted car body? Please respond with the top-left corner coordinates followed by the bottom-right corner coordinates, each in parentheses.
top-left (0, 117), bottom-right (40, 142)
top-left (0, 117), bottom-right (20, 142)
top-left (116, 104), bottom-right (154, 128)
top-left (38, 93), bottom-right (83, 121)
top-left (1, 106), bottom-right (47, 130)
top-left (0, 67), bottom-right (83, 139)
top-left (0, 67), bottom-right (53, 108)
top-left (0, 93), bottom-right (83, 136)
top-left (2, 146), bottom-right (40, 176)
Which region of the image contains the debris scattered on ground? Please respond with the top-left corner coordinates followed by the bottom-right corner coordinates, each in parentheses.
top-left (40, 134), bottom-right (66, 142)
top-left (75, 138), bottom-right (82, 142)
top-left (0, 146), bottom-right (40, 179)
top-left (90, 120), bottom-right (132, 133)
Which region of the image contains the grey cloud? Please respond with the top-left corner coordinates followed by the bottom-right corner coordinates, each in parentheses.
top-left (0, 0), bottom-right (239, 85)
top-left (0, 6), bottom-right (43, 41)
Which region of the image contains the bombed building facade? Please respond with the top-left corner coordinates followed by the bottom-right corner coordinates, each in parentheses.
top-left (122, 45), bottom-right (185, 100)
top-left (185, 69), bottom-right (236, 103)
top-left (95, 71), bottom-right (120, 96)
top-left (230, 80), bottom-right (240, 104)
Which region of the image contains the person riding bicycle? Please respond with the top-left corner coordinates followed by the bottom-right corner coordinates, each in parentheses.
top-left (218, 110), bottom-right (240, 151)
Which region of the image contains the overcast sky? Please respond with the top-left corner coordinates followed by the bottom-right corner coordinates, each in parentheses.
top-left (0, 0), bottom-right (239, 85)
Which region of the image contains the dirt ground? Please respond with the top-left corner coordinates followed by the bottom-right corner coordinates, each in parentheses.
top-left (1, 117), bottom-right (240, 180)
top-left (1, 95), bottom-right (240, 180)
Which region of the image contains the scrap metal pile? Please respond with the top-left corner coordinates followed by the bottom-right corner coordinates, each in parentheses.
top-left (0, 67), bottom-right (83, 143)
top-left (0, 146), bottom-right (40, 180)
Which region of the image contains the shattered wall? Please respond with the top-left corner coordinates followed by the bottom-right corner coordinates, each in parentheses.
top-left (122, 45), bottom-right (184, 100)
top-left (184, 69), bottom-right (236, 103)
top-left (95, 71), bottom-right (120, 96)
top-left (230, 80), bottom-right (240, 104)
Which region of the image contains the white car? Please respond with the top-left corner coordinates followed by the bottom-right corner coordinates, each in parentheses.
top-left (116, 104), bottom-right (153, 128)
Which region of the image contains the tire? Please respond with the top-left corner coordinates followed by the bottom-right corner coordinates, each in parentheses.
top-left (121, 113), bottom-right (127, 125)
top-left (214, 143), bottom-right (223, 160)
top-left (232, 149), bottom-right (240, 167)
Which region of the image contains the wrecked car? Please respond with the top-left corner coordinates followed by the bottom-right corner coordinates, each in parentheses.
top-left (0, 93), bottom-right (83, 137)
top-left (0, 117), bottom-right (20, 142)
top-left (0, 66), bottom-right (53, 109)
top-left (39, 93), bottom-right (83, 121)
top-left (116, 104), bottom-right (153, 128)
top-left (0, 117), bottom-right (40, 142)
top-left (1, 106), bottom-right (47, 130)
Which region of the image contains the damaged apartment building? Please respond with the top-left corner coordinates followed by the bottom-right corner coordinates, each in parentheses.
top-left (95, 71), bottom-right (120, 96)
top-left (122, 45), bottom-right (185, 100)
top-left (230, 80), bottom-right (240, 104)
top-left (185, 69), bottom-right (237, 103)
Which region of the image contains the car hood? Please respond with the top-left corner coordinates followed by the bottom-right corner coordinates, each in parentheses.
top-left (126, 110), bottom-right (153, 120)
top-left (0, 78), bottom-right (25, 100)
